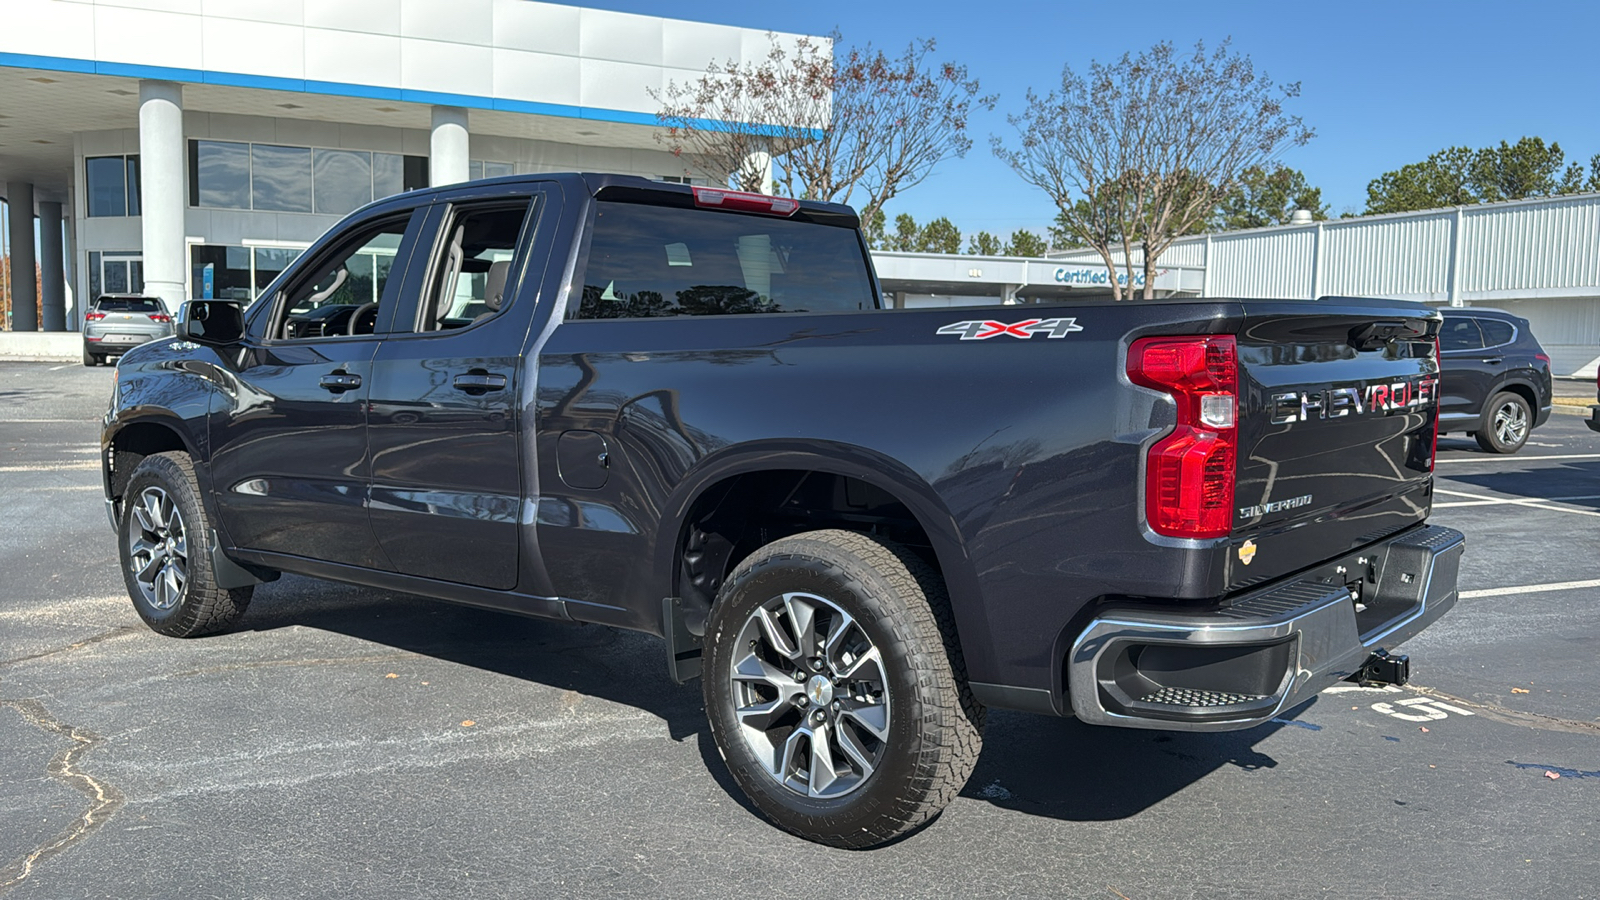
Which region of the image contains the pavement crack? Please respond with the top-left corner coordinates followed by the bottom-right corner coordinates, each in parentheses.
top-left (1410, 684), bottom-right (1600, 735)
top-left (0, 626), bottom-right (139, 670)
top-left (0, 698), bottom-right (127, 894)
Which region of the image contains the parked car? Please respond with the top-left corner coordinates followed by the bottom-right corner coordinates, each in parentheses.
top-left (83, 294), bottom-right (173, 366)
top-left (100, 173), bottom-right (1462, 848)
top-left (1437, 307), bottom-right (1552, 453)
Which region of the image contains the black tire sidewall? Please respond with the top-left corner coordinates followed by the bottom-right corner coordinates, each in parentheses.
top-left (703, 541), bottom-right (937, 841)
top-left (1479, 391), bottom-right (1531, 453)
top-left (118, 454), bottom-right (211, 634)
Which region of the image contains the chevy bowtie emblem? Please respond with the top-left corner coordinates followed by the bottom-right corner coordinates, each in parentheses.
top-left (1238, 540), bottom-right (1258, 566)
top-left (936, 318), bottom-right (1084, 340)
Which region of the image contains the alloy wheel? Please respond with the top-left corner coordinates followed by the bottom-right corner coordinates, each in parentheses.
top-left (127, 486), bottom-right (188, 611)
top-left (728, 591), bottom-right (891, 799)
top-left (1493, 400), bottom-right (1529, 446)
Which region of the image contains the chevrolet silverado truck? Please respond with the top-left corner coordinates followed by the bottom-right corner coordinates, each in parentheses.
top-left (102, 173), bottom-right (1463, 848)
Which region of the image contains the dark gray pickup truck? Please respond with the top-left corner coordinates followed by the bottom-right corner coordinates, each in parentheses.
top-left (103, 173), bottom-right (1463, 847)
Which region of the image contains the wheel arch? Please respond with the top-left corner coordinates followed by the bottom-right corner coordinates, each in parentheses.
top-left (104, 415), bottom-right (214, 523)
top-left (1490, 378), bottom-right (1540, 414)
top-left (653, 441), bottom-right (990, 670)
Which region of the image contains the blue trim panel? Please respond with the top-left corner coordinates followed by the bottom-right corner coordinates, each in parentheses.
top-left (0, 51), bottom-right (817, 137)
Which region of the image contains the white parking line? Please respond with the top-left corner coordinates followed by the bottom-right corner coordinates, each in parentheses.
top-left (1433, 493), bottom-right (1600, 508)
top-left (0, 461), bottom-right (101, 473)
top-left (1437, 453), bottom-right (1600, 464)
top-left (48, 363), bottom-right (75, 371)
top-left (1432, 488), bottom-right (1600, 518)
top-left (1460, 578), bottom-right (1600, 599)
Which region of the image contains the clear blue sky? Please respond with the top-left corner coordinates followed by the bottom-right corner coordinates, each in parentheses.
top-left (594, 0), bottom-right (1600, 240)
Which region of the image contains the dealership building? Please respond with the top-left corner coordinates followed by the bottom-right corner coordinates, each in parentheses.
top-left (0, 0), bottom-right (798, 330)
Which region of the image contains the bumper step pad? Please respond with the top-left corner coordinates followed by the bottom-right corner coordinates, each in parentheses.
top-left (1139, 686), bottom-right (1269, 708)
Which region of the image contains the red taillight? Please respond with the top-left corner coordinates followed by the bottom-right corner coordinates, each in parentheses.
top-left (148, 313), bottom-right (171, 323)
top-left (1534, 352), bottom-right (1550, 365)
top-left (85, 312), bottom-right (106, 321)
top-left (691, 186), bottom-right (800, 217)
top-left (1430, 337), bottom-right (1440, 471)
top-left (1128, 335), bottom-right (1238, 539)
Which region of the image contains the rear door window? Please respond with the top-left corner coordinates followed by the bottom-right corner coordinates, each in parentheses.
top-left (574, 202), bottom-right (874, 319)
top-left (1439, 317), bottom-right (1485, 352)
top-left (1475, 318), bottom-right (1515, 347)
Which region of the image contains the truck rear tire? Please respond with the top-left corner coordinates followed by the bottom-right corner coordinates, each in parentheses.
top-left (702, 529), bottom-right (983, 849)
top-left (1475, 391), bottom-right (1531, 454)
top-left (118, 451), bottom-right (253, 637)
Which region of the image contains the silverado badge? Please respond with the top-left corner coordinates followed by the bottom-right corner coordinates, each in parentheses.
top-left (1238, 540), bottom-right (1258, 566)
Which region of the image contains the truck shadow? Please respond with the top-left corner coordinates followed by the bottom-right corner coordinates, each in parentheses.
top-left (243, 574), bottom-right (1301, 825)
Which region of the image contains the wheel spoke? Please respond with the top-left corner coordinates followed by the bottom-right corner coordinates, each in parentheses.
top-left (162, 563), bottom-right (183, 604)
top-left (834, 720), bottom-right (878, 781)
top-left (778, 726), bottom-right (810, 781)
top-left (782, 593), bottom-right (819, 659)
top-left (735, 696), bottom-right (792, 732)
top-left (807, 722), bottom-right (840, 796)
top-left (821, 608), bottom-right (857, 670)
top-left (132, 500), bottom-right (157, 534)
top-left (732, 651), bottom-right (797, 691)
top-left (147, 492), bottom-right (168, 531)
top-left (835, 644), bottom-right (882, 681)
top-left (754, 606), bottom-right (800, 660)
top-left (135, 549), bottom-right (166, 584)
top-left (841, 702), bottom-right (889, 741)
top-left (171, 533), bottom-right (187, 561)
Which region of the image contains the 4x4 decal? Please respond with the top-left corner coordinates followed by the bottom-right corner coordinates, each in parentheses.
top-left (936, 318), bottom-right (1084, 340)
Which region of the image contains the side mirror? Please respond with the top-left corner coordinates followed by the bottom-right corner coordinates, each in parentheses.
top-left (179, 300), bottom-right (246, 345)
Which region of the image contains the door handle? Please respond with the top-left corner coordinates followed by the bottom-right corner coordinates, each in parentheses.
top-left (1481, 357), bottom-right (1504, 365)
top-left (320, 372), bottom-right (362, 392)
top-left (453, 372), bottom-right (507, 392)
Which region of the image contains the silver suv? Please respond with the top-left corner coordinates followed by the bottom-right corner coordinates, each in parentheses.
top-left (83, 294), bottom-right (172, 366)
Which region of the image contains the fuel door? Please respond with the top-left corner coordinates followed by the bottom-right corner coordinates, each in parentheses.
top-left (557, 430), bottom-right (610, 489)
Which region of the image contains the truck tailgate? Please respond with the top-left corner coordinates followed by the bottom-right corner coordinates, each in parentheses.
top-left (1226, 303), bottom-right (1439, 591)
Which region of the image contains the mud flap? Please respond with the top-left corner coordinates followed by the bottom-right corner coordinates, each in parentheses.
top-left (663, 596), bottom-right (704, 684)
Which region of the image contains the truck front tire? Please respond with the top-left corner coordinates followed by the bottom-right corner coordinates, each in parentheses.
top-left (702, 529), bottom-right (983, 849)
top-left (118, 451), bottom-right (253, 637)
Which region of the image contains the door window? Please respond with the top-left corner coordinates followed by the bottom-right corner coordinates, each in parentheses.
top-left (1475, 318), bottom-right (1515, 347)
top-left (414, 200), bottom-right (536, 332)
top-left (270, 217), bottom-right (411, 340)
top-left (1439, 317), bottom-right (1485, 352)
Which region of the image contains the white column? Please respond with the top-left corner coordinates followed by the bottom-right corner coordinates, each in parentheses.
top-left (741, 140), bottom-right (773, 194)
top-left (39, 201), bottom-right (66, 331)
top-left (430, 106), bottom-right (470, 187)
top-left (6, 181), bottom-right (37, 331)
top-left (138, 80), bottom-right (186, 313)
top-left (1446, 206), bottom-right (1465, 307)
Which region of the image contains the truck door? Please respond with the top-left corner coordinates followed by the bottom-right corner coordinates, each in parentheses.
top-left (210, 208), bottom-right (428, 568)
top-left (365, 187), bottom-right (556, 590)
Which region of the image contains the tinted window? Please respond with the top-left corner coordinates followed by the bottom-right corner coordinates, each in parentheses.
top-left (314, 149), bottom-right (374, 215)
top-left (1439, 317), bottom-right (1484, 352)
top-left (86, 156), bottom-right (127, 217)
top-left (95, 297), bottom-right (163, 312)
top-left (191, 140), bottom-right (251, 209)
top-left (1476, 318), bottom-right (1515, 346)
top-left (251, 144), bottom-right (313, 213)
top-left (576, 202), bottom-right (874, 319)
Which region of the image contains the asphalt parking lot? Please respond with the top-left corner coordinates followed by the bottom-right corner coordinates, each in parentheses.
top-left (2, 360), bottom-right (1597, 899)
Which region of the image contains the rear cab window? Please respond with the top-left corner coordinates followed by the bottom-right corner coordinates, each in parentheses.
top-left (573, 201), bottom-right (875, 319)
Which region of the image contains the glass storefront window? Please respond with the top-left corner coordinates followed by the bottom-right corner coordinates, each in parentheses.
top-left (191, 141), bottom-right (251, 209)
top-left (253, 247), bottom-right (301, 297)
top-left (468, 160), bottom-right (515, 181)
top-left (86, 155), bottom-right (141, 217)
top-left (251, 144), bottom-right (313, 213)
top-left (89, 251), bottom-right (143, 297)
top-left (87, 157), bottom-right (126, 217)
top-left (313, 149), bottom-right (373, 216)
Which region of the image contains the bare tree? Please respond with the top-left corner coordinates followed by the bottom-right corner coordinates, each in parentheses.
top-left (995, 40), bottom-right (1312, 299)
top-left (653, 34), bottom-right (994, 229)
